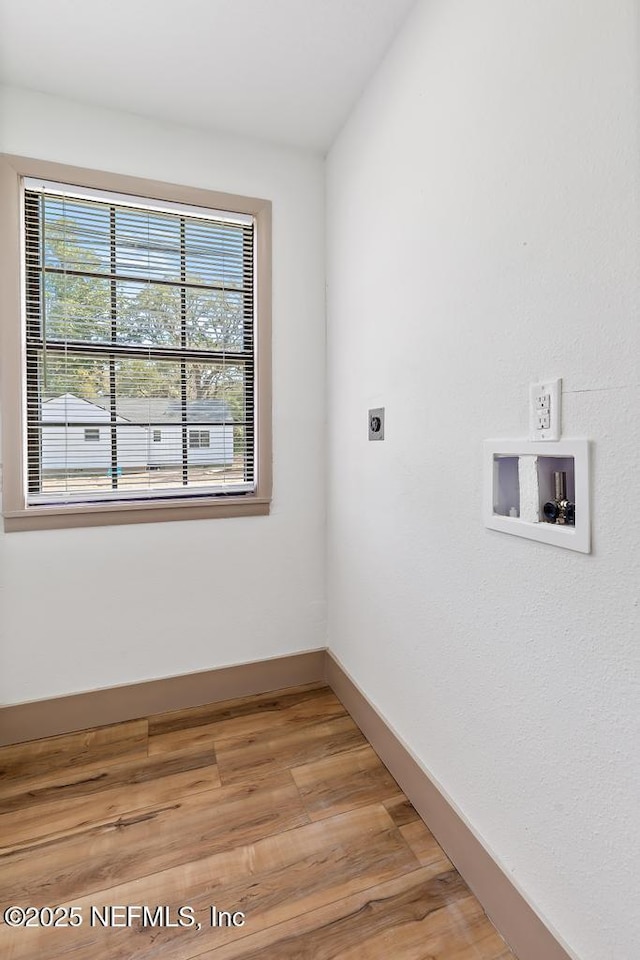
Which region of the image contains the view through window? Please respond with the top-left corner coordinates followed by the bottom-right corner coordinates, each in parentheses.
top-left (24, 180), bottom-right (256, 505)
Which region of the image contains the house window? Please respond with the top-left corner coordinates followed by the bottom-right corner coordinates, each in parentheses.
top-left (0, 156), bottom-right (272, 531)
top-left (189, 429), bottom-right (210, 448)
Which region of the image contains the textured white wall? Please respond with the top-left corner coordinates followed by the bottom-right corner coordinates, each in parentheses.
top-left (326, 2), bottom-right (640, 958)
top-left (0, 86), bottom-right (326, 704)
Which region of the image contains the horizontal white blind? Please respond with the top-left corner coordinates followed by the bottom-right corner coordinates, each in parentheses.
top-left (23, 181), bottom-right (256, 505)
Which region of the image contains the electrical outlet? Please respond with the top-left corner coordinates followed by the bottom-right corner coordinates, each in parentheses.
top-left (536, 409), bottom-right (551, 430)
top-left (368, 407), bottom-right (385, 441)
top-left (530, 379), bottom-right (561, 441)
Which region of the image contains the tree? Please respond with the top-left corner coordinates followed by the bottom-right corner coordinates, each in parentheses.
top-left (42, 216), bottom-right (111, 400)
top-left (41, 214), bottom-right (247, 428)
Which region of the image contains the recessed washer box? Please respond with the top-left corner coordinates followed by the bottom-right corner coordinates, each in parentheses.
top-left (483, 439), bottom-right (590, 553)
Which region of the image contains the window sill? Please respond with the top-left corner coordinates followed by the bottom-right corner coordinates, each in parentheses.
top-left (3, 496), bottom-right (271, 532)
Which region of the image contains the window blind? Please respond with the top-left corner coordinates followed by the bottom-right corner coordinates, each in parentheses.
top-left (23, 179), bottom-right (256, 505)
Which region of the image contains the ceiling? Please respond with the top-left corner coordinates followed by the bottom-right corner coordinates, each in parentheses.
top-left (0, 0), bottom-right (416, 152)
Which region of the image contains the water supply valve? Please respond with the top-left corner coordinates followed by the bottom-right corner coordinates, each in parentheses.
top-left (543, 471), bottom-right (575, 526)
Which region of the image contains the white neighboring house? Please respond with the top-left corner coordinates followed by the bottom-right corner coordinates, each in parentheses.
top-left (41, 394), bottom-right (235, 472)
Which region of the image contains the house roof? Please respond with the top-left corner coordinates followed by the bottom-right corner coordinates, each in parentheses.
top-left (43, 394), bottom-right (235, 423)
top-left (102, 398), bottom-right (235, 424)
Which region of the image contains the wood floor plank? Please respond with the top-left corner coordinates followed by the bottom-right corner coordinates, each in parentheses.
top-left (0, 746), bottom-right (216, 815)
top-left (148, 723), bottom-right (219, 757)
top-left (190, 867), bottom-right (460, 960)
top-left (147, 683), bottom-right (329, 732)
top-left (148, 685), bottom-right (346, 748)
top-left (0, 803), bottom-right (421, 960)
top-left (328, 895), bottom-right (514, 960)
top-left (215, 715), bottom-right (366, 786)
top-left (0, 719), bottom-right (148, 800)
top-left (383, 795), bottom-right (421, 828)
top-left (291, 744), bottom-right (403, 821)
top-left (399, 820), bottom-right (454, 872)
top-left (0, 775), bottom-right (308, 907)
top-left (192, 872), bottom-right (512, 960)
top-left (0, 762), bottom-right (221, 851)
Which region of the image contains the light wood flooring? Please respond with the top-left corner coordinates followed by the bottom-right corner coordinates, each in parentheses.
top-left (0, 683), bottom-right (516, 959)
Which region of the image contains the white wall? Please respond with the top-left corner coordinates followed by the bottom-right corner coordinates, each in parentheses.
top-left (0, 86), bottom-right (326, 704)
top-left (326, 3), bottom-right (640, 959)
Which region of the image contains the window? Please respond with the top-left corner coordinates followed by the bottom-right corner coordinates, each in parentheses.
top-left (189, 429), bottom-right (210, 448)
top-left (0, 156), bottom-right (272, 531)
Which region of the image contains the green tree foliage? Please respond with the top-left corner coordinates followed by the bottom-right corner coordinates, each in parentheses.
top-left (41, 217), bottom-right (247, 433)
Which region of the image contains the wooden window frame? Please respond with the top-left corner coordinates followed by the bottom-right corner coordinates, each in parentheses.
top-left (0, 155), bottom-right (272, 531)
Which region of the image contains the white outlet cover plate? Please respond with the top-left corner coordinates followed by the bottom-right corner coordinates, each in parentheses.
top-left (530, 378), bottom-right (561, 441)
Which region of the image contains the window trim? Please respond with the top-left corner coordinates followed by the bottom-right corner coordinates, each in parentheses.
top-left (188, 429), bottom-right (211, 449)
top-left (0, 154), bottom-right (272, 531)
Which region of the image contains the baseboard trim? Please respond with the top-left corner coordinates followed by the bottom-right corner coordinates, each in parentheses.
top-left (0, 649), bottom-right (326, 746)
top-left (1, 646), bottom-right (576, 960)
top-left (326, 651), bottom-right (576, 960)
